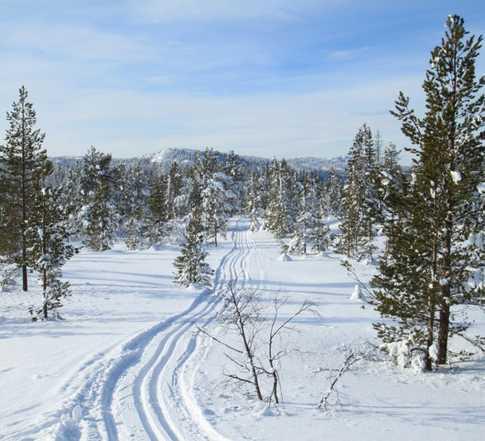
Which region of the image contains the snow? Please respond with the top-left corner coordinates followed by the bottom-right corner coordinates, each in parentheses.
top-left (1, 218), bottom-right (484, 441)
top-left (350, 284), bottom-right (364, 301)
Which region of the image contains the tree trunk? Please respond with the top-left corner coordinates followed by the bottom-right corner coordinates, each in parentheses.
top-left (21, 101), bottom-right (28, 292)
top-left (425, 308), bottom-right (434, 371)
top-left (437, 295), bottom-right (450, 364)
top-left (22, 264), bottom-right (28, 292)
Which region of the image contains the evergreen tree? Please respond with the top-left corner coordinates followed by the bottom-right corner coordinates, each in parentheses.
top-left (288, 174), bottom-right (319, 255)
top-left (340, 124), bottom-right (377, 258)
top-left (147, 171), bottom-right (168, 245)
top-left (373, 173), bottom-right (439, 371)
top-left (79, 146), bottom-right (118, 251)
top-left (0, 86), bottom-right (51, 291)
top-left (265, 160), bottom-right (297, 237)
top-left (382, 143), bottom-right (402, 180)
top-left (165, 161), bottom-right (182, 220)
top-left (120, 163), bottom-right (149, 250)
top-left (246, 172), bottom-right (263, 231)
top-left (201, 172), bottom-right (232, 246)
top-left (375, 15), bottom-right (484, 366)
top-left (312, 181), bottom-right (331, 252)
top-left (30, 186), bottom-right (74, 320)
top-left (322, 168), bottom-right (343, 218)
top-left (173, 206), bottom-right (213, 287)
top-left (224, 150), bottom-right (244, 214)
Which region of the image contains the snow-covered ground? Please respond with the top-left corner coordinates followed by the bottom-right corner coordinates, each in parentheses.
top-left (1, 219), bottom-right (484, 441)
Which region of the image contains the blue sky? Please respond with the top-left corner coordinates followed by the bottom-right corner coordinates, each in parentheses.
top-left (0, 1), bottom-right (483, 159)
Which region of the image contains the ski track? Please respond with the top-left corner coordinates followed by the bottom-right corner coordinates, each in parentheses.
top-left (123, 224), bottom-right (253, 441)
top-left (57, 220), bottom-right (252, 441)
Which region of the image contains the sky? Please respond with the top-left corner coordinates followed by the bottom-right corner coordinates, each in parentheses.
top-left (0, 1), bottom-right (484, 160)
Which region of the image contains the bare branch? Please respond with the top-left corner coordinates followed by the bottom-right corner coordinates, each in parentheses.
top-left (196, 326), bottom-right (243, 354)
top-left (318, 352), bottom-right (360, 411)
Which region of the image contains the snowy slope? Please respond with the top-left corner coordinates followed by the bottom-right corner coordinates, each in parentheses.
top-left (149, 147), bottom-right (347, 174)
top-left (1, 219), bottom-right (484, 441)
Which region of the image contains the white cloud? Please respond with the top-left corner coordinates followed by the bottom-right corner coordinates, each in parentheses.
top-left (0, 71), bottom-right (421, 159)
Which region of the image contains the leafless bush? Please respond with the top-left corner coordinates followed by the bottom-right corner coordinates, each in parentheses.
top-left (199, 283), bottom-right (314, 404)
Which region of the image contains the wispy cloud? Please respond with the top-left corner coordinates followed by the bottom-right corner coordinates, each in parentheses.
top-left (2, 23), bottom-right (154, 63)
top-left (126, 0), bottom-right (348, 23)
top-left (327, 46), bottom-right (369, 61)
top-left (0, 0), bottom-right (483, 160)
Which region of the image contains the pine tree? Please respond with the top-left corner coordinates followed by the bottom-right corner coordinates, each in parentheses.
top-left (165, 161), bottom-right (182, 220)
top-left (373, 173), bottom-right (439, 371)
top-left (224, 150), bottom-right (244, 214)
top-left (288, 174), bottom-right (319, 255)
top-left (375, 15), bottom-right (484, 366)
top-left (322, 167), bottom-right (343, 218)
top-left (312, 181), bottom-right (331, 252)
top-left (246, 172), bottom-right (263, 231)
top-left (382, 143), bottom-right (402, 179)
top-left (201, 172), bottom-right (231, 246)
top-left (30, 186), bottom-right (74, 320)
top-left (147, 171), bottom-right (168, 245)
top-left (0, 86), bottom-right (51, 291)
top-left (340, 124), bottom-right (377, 258)
top-left (173, 206), bottom-right (213, 287)
top-left (265, 160), bottom-right (297, 237)
top-left (80, 146), bottom-right (118, 251)
top-left (120, 163), bottom-right (149, 250)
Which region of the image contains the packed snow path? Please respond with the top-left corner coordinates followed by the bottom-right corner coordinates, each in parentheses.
top-left (109, 224), bottom-right (251, 441)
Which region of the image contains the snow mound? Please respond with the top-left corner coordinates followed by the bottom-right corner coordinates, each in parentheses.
top-left (253, 403), bottom-right (281, 418)
top-left (278, 253), bottom-right (292, 262)
top-left (55, 405), bottom-right (82, 441)
top-left (350, 284), bottom-right (364, 301)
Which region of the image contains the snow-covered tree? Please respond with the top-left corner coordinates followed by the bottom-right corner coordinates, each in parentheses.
top-left (173, 206), bottom-right (213, 287)
top-left (322, 168), bottom-right (343, 218)
top-left (201, 172), bottom-right (233, 246)
top-left (288, 175), bottom-right (318, 254)
top-left (339, 124), bottom-right (379, 258)
top-left (79, 147), bottom-right (118, 251)
top-left (265, 160), bottom-right (298, 238)
top-left (30, 186), bottom-right (74, 320)
top-left (119, 163), bottom-right (149, 250)
top-left (246, 172), bottom-right (264, 231)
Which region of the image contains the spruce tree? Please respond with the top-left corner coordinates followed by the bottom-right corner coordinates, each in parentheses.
top-left (0, 86), bottom-right (51, 291)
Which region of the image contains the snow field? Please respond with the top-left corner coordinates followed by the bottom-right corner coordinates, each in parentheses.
top-left (1, 218), bottom-right (484, 441)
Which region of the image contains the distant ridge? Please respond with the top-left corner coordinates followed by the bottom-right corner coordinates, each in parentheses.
top-left (148, 147), bottom-right (347, 173)
top-left (52, 147), bottom-right (347, 174)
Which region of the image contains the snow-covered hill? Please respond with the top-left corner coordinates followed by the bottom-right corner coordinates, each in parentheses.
top-left (148, 147), bottom-right (347, 173)
top-left (51, 148), bottom-right (347, 175)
